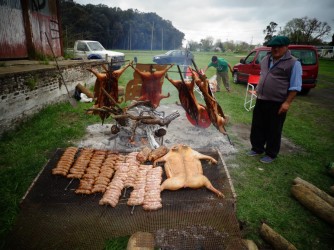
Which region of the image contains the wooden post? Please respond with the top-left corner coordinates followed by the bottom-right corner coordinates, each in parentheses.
top-left (76, 83), bottom-right (94, 98)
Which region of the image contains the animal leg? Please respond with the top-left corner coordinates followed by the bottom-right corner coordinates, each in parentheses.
top-left (185, 175), bottom-right (224, 197)
top-left (161, 176), bottom-right (186, 191)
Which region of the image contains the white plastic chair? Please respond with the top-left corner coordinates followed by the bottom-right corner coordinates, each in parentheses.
top-left (244, 75), bottom-right (260, 111)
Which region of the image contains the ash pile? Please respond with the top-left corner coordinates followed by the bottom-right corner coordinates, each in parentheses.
top-left (78, 103), bottom-right (236, 155)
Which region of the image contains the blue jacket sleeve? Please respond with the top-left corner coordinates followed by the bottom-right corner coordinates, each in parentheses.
top-left (289, 61), bottom-right (302, 91)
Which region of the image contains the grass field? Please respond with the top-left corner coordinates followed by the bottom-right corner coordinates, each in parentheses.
top-left (0, 51), bottom-right (333, 249)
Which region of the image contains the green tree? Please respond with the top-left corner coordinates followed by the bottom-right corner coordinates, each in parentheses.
top-left (280, 17), bottom-right (331, 44)
top-left (214, 39), bottom-right (224, 52)
top-left (60, 1), bottom-right (184, 50)
top-left (223, 40), bottom-right (236, 52)
top-left (187, 40), bottom-right (200, 51)
top-left (263, 21), bottom-right (278, 45)
top-left (200, 36), bottom-right (214, 51)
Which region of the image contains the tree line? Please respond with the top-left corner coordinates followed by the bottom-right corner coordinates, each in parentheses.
top-left (60, 1), bottom-right (333, 52)
top-left (189, 17), bottom-right (333, 53)
top-left (263, 17), bottom-right (333, 45)
top-left (60, 1), bottom-right (185, 50)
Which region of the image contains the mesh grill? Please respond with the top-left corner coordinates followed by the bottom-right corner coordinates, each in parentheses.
top-left (6, 148), bottom-right (246, 250)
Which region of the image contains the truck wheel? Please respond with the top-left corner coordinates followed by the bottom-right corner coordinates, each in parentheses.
top-left (233, 72), bottom-right (239, 84)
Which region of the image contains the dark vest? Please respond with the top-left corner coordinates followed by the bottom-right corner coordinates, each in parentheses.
top-left (257, 51), bottom-right (297, 102)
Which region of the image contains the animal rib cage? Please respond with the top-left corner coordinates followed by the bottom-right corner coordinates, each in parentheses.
top-left (5, 148), bottom-right (246, 250)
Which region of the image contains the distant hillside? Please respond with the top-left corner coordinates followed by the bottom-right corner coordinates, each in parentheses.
top-left (60, 1), bottom-right (185, 50)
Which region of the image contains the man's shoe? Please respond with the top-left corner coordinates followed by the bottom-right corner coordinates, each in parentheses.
top-left (260, 155), bottom-right (275, 164)
top-left (247, 150), bottom-right (261, 157)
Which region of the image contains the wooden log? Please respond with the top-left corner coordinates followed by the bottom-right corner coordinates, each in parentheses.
top-left (260, 223), bottom-right (297, 250)
top-left (242, 239), bottom-right (258, 250)
top-left (293, 177), bottom-right (334, 207)
top-left (330, 185), bottom-right (334, 195)
top-left (291, 183), bottom-right (334, 225)
top-left (327, 162), bottom-right (334, 177)
top-left (127, 231), bottom-right (154, 250)
top-left (76, 83), bottom-right (94, 98)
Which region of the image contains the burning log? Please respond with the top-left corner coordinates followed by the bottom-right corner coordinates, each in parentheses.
top-left (86, 99), bottom-right (180, 148)
top-left (86, 102), bottom-right (179, 127)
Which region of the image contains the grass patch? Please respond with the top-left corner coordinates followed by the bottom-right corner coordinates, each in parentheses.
top-left (1, 51), bottom-right (333, 249)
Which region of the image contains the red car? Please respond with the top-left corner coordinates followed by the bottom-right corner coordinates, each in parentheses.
top-left (232, 45), bottom-right (319, 94)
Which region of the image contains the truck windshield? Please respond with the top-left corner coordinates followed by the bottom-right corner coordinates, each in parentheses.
top-left (290, 49), bottom-right (317, 66)
top-left (87, 42), bottom-right (104, 51)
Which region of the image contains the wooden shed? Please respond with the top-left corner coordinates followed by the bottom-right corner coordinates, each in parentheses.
top-left (0, 0), bottom-right (62, 59)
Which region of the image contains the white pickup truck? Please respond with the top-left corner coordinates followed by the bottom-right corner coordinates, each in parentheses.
top-left (72, 40), bottom-right (125, 68)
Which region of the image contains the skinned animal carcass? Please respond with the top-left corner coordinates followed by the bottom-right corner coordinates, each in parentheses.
top-left (190, 68), bottom-right (228, 134)
top-left (165, 72), bottom-right (211, 128)
top-left (153, 144), bottom-right (224, 197)
top-left (87, 62), bottom-right (132, 122)
top-left (130, 64), bottom-right (173, 108)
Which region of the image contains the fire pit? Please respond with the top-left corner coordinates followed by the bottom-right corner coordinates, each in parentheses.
top-left (78, 104), bottom-right (237, 156)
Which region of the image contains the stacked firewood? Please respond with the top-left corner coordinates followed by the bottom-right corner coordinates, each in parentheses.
top-left (291, 177), bottom-right (334, 226)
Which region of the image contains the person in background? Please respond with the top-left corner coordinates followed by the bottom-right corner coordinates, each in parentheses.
top-left (203, 56), bottom-right (233, 92)
top-left (247, 36), bottom-right (302, 163)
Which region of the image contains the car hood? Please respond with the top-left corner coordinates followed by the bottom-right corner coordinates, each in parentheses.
top-left (153, 54), bottom-right (166, 58)
top-left (91, 50), bottom-right (124, 56)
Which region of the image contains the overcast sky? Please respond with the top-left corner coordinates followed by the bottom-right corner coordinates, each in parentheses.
top-left (74, 0), bottom-right (334, 46)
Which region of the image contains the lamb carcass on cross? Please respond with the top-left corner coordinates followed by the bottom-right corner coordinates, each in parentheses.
top-left (87, 61), bottom-right (132, 122)
top-left (130, 64), bottom-right (173, 108)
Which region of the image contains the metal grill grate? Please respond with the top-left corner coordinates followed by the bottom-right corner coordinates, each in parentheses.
top-left (6, 148), bottom-right (246, 250)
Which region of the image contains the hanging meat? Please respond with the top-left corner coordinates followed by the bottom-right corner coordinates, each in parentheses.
top-left (130, 64), bottom-right (173, 108)
top-left (165, 72), bottom-right (211, 128)
top-left (153, 144), bottom-right (224, 197)
top-left (87, 61), bottom-right (132, 122)
top-left (190, 68), bottom-right (228, 134)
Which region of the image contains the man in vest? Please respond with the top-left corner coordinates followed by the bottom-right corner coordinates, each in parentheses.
top-left (247, 36), bottom-right (302, 163)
